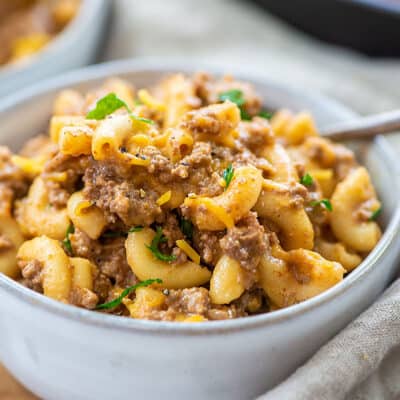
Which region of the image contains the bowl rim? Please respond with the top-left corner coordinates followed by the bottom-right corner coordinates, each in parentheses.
top-left (0, 0), bottom-right (103, 77)
top-left (0, 57), bottom-right (399, 335)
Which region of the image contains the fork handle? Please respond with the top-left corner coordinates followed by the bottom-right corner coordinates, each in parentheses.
top-left (320, 109), bottom-right (400, 141)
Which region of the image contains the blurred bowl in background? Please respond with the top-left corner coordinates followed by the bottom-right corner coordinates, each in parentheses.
top-left (0, 0), bottom-right (110, 98)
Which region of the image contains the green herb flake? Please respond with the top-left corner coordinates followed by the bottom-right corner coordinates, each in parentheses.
top-left (130, 115), bottom-right (154, 125)
top-left (62, 224), bottom-right (75, 254)
top-left (222, 163), bottom-right (234, 190)
top-left (300, 173), bottom-right (314, 187)
top-left (180, 218), bottom-right (193, 240)
top-left (218, 89), bottom-right (252, 121)
top-left (258, 110), bottom-right (273, 119)
top-left (95, 278), bottom-right (163, 310)
top-left (218, 89), bottom-right (245, 106)
top-left (102, 226), bottom-right (144, 238)
top-left (146, 227), bottom-right (177, 262)
top-left (310, 199), bottom-right (333, 212)
top-left (86, 93), bottom-right (131, 120)
top-left (369, 206), bottom-right (382, 221)
top-left (240, 108), bottom-right (252, 121)
top-left (128, 225), bottom-right (144, 233)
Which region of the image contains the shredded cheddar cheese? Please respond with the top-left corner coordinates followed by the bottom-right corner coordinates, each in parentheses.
top-left (176, 239), bottom-right (201, 264)
top-left (189, 197), bottom-right (234, 229)
top-left (309, 168), bottom-right (334, 181)
top-left (152, 131), bottom-right (169, 148)
top-left (156, 191), bottom-right (172, 206)
top-left (184, 315), bottom-right (207, 322)
top-left (218, 177), bottom-right (227, 188)
top-left (46, 172), bottom-right (68, 183)
top-left (11, 155), bottom-right (45, 175)
top-left (138, 89), bottom-right (165, 112)
top-left (175, 313), bottom-right (207, 322)
top-left (125, 154), bottom-right (151, 166)
top-left (129, 134), bottom-right (152, 147)
top-left (75, 200), bottom-right (93, 216)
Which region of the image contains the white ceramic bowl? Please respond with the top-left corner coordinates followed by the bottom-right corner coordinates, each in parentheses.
top-left (0, 0), bottom-right (110, 98)
top-left (0, 59), bottom-right (399, 400)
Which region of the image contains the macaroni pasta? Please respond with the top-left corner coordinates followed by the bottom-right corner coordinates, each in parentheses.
top-left (0, 72), bottom-right (382, 321)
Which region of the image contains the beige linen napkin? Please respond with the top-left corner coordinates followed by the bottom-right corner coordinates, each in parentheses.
top-left (105, 1), bottom-right (400, 398)
top-left (258, 280), bottom-right (400, 400)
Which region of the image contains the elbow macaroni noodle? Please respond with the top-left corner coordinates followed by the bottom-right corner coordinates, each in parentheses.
top-left (17, 236), bottom-right (72, 302)
top-left (0, 72), bottom-right (383, 321)
top-left (209, 255), bottom-right (245, 305)
top-left (255, 179), bottom-right (314, 250)
top-left (15, 177), bottom-right (70, 240)
top-left (67, 191), bottom-right (106, 240)
top-left (125, 228), bottom-right (211, 289)
top-left (0, 216), bottom-right (24, 278)
top-left (330, 167), bottom-right (381, 252)
top-left (184, 165), bottom-right (263, 230)
top-left (259, 246), bottom-right (345, 308)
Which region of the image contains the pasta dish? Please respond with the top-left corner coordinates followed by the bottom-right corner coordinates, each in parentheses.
top-left (0, 0), bottom-right (80, 66)
top-left (0, 73), bottom-right (382, 321)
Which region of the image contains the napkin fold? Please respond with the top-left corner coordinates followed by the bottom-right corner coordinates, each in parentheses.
top-left (258, 280), bottom-right (400, 400)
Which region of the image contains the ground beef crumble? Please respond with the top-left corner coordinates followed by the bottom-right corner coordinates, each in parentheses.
top-left (192, 72), bottom-right (262, 116)
top-left (43, 153), bottom-right (90, 208)
top-left (69, 287), bottom-right (98, 310)
top-left (70, 229), bottom-right (136, 288)
top-left (301, 136), bottom-right (357, 181)
top-left (19, 259), bottom-right (43, 293)
top-left (83, 161), bottom-right (162, 226)
top-left (220, 212), bottom-right (268, 274)
top-left (192, 229), bottom-right (224, 266)
top-left (161, 213), bottom-right (188, 265)
top-left (131, 287), bottom-right (247, 321)
top-left (238, 117), bottom-right (274, 154)
top-left (182, 106), bottom-right (236, 137)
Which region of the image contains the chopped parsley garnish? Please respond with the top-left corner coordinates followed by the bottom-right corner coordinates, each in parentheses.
top-left (369, 206), bottom-right (382, 221)
top-left (222, 163), bottom-right (234, 190)
top-left (310, 199), bottom-right (333, 212)
top-left (129, 225), bottom-right (144, 233)
top-left (240, 109), bottom-right (251, 121)
top-left (62, 224), bottom-right (75, 254)
top-left (86, 93), bottom-right (130, 119)
top-left (95, 278), bottom-right (162, 310)
top-left (218, 89), bottom-right (251, 121)
top-left (86, 93), bottom-right (153, 124)
top-left (300, 173), bottom-right (314, 187)
top-left (180, 217), bottom-right (193, 240)
top-left (146, 227), bottom-right (177, 262)
top-left (130, 115), bottom-right (154, 125)
top-left (103, 226), bottom-right (143, 238)
top-left (218, 89), bottom-right (245, 106)
top-left (258, 110), bottom-right (273, 119)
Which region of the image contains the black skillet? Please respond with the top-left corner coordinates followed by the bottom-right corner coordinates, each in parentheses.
top-left (249, 0), bottom-right (400, 57)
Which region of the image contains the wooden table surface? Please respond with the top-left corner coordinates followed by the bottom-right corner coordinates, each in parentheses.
top-left (0, 365), bottom-right (36, 399)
